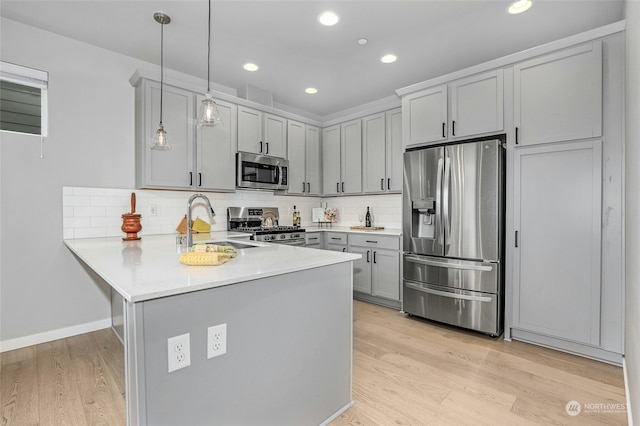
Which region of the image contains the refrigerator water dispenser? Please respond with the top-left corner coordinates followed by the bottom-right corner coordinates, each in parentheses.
top-left (412, 198), bottom-right (436, 239)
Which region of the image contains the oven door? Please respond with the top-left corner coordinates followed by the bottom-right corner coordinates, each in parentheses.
top-left (236, 152), bottom-right (289, 190)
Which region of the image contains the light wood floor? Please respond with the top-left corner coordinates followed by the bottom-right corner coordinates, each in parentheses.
top-left (1, 300), bottom-right (627, 425)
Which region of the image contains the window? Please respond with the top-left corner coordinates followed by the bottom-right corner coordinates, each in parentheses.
top-left (0, 61), bottom-right (48, 137)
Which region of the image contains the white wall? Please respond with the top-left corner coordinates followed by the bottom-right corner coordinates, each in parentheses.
top-left (625, 2), bottom-right (640, 424)
top-left (0, 18), bottom-right (402, 351)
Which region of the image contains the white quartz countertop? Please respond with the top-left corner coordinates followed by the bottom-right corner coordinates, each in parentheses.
top-left (304, 226), bottom-right (402, 236)
top-left (64, 232), bottom-right (360, 303)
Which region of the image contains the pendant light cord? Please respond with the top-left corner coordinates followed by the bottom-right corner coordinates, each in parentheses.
top-left (160, 17), bottom-right (164, 125)
top-left (207, 0), bottom-right (211, 92)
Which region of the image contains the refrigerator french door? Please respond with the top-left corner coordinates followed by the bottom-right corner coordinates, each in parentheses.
top-left (402, 138), bottom-right (505, 336)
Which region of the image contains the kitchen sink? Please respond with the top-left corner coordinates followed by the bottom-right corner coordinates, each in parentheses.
top-left (208, 240), bottom-right (260, 250)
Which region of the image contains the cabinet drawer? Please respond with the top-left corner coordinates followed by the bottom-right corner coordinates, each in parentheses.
top-left (349, 234), bottom-right (399, 250)
top-left (326, 232), bottom-right (348, 245)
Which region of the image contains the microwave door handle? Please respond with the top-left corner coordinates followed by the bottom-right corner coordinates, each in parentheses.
top-left (275, 165), bottom-right (280, 185)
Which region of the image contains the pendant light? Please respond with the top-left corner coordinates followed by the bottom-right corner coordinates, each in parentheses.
top-left (196, 0), bottom-right (223, 127)
top-left (151, 12), bottom-right (171, 150)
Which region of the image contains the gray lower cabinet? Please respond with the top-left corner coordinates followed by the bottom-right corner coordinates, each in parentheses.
top-left (305, 232), bottom-right (324, 249)
top-left (348, 234), bottom-right (401, 309)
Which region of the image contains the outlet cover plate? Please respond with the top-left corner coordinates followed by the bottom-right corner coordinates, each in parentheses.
top-left (207, 323), bottom-right (227, 359)
top-left (168, 333), bottom-right (191, 373)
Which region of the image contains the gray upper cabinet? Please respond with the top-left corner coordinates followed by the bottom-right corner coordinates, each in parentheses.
top-left (403, 69), bottom-right (504, 148)
top-left (322, 120), bottom-right (362, 195)
top-left (237, 106), bottom-right (286, 157)
top-left (134, 79), bottom-right (235, 192)
top-left (196, 96), bottom-right (237, 191)
top-left (514, 41), bottom-right (602, 146)
top-left (449, 70), bottom-right (504, 140)
top-left (363, 108), bottom-right (402, 193)
top-left (287, 120), bottom-right (321, 195)
top-left (402, 85), bottom-right (447, 147)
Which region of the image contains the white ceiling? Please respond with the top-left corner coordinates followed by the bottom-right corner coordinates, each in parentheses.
top-left (0, 0), bottom-right (625, 119)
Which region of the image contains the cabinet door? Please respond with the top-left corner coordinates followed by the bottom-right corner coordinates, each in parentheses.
top-left (450, 69), bottom-right (503, 139)
top-left (322, 125), bottom-right (341, 195)
top-left (237, 106), bottom-right (263, 154)
top-left (402, 85), bottom-right (447, 147)
top-left (305, 125), bottom-right (322, 195)
top-left (287, 120), bottom-right (306, 194)
top-left (514, 42), bottom-right (602, 146)
top-left (513, 140), bottom-right (602, 345)
top-left (350, 246), bottom-right (372, 294)
top-left (372, 249), bottom-right (400, 301)
top-left (263, 113), bottom-right (286, 157)
top-left (341, 119), bottom-right (362, 194)
top-left (385, 108), bottom-right (403, 192)
top-left (362, 113), bottom-right (386, 193)
top-left (143, 80), bottom-right (194, 189)
top-left (196, 97), bottom-right (237, 192)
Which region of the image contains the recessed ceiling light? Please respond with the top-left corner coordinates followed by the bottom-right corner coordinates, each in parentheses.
top-left (507, 0), bottom-right (533, 14)
top-left (305, 87), bottom-right (318, 94)
top-left (318, 11), bottom-right (340, 26)
top-left (358, 38), bottom-right (368, 45)
top-left (243, 63), bottom-right (259, 72)
top-left (381, 54), bottom-right (397, 64)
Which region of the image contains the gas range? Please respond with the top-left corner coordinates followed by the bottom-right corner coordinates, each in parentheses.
top-left (228, 207), bottom-right (305, 246)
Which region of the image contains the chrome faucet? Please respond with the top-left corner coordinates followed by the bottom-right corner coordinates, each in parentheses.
top-left (186, 193), bottom-right (215, 249)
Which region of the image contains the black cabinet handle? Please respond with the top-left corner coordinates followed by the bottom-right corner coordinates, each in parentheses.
top-left (452, 121), bottom-right (456, 136)
top-left (336, 182), bottom-right (340, 193)
top-left (266, 142), bottom-right (269, 154)
top-left (515, 127), bottom-right (519, 145)
top-left (366, 240), bottom-right (378, 244)
top-left (307, 182), bottom-right (310, 193)
top-left (342, 247), bottom-right (346, 252)
top-left (373, 251), bottom-right (377, 263)
top-left (189, 172), bottom-right (193, 186)
top-left (366, 250), bottom-right (370, 263)
top-left (302, 182), bottom-right (306, 193)
top-left (331, 237), bottom-right (341, 240)
top-left (515, 231), bottom-right (519, 247)
top-left (341, 182), bottom-right (345, 193)
top-left (259, 141), bottom-right (263, 153)
top-left (381, 178), bottom-right (384, 190)
top-left (387, 178), bottom-right (391, 190)
top-left (198, 173), bottom-right (202, 187)
top-left (442, 122), bottom-right (446, 138)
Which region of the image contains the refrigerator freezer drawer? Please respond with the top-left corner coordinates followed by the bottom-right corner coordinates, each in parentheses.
top-left (404, 254), bottom-right (499, 293)
top-left (403, 280), bottom-right (502, 336)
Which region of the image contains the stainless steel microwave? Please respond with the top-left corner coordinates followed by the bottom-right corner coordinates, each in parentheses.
top-left (236, 152), bottom-right (289, 191)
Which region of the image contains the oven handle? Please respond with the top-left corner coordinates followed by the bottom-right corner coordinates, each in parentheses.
top-left (405, 281), bottom-right (493, 302)
top-left (405, 255), bottom-right (493, 272)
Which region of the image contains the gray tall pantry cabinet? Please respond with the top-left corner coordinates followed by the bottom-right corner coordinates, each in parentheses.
top-left (509, 36), bottom-right (624, 364)
top-left (322, 119), bottom-right (363, 195)
top-left (287, 120), bottom-right (321, 196)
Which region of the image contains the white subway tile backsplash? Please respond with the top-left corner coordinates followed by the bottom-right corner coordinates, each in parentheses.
top-left (62, 186), bottom-right (402, 239)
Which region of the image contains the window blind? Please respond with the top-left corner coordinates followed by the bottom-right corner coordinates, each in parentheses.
top-left (0, 61), bottom-right (48, 136)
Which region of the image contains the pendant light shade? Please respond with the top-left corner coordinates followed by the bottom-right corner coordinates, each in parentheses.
top-left (151, 12), bottom-right (171, 150)
top-left (197, 0), bottom-right (224, 127)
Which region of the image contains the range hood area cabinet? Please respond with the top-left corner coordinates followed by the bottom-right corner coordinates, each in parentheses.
top-left (402, 69), bottom-right (504, 149)
top-left (133, 78), bottom-right (237, 192)
top-left (287, 120), bottom-right (322, 195)
top-left (362, 108), bottom-right (403, 194)
top-left (237, 106), bottom-right (287, 158)
top-left (322, 119), bottom-right (363, 196)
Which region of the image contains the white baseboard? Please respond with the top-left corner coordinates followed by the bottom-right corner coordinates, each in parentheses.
top-left (623, 356), bottom-right (635, 426)
top-left (0, 318), bottom-right (111, 353)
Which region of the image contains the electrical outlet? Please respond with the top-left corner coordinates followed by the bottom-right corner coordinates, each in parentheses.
top-left (149, 204), bottom-right (157, 216)
top-left (168, 333), bottom-right (191, 372)
top-left (207, 323), bottom-right (227, 359)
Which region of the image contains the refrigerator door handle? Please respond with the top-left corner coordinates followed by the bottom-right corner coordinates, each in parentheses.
top-left (405, 255), bottom-right (493, 272)
top-left (436, 156), bottom-right (444, 245)
top-left (443, 155), bottom-right (451, 246)
top-left (405, 281), bottom-right (493, 302)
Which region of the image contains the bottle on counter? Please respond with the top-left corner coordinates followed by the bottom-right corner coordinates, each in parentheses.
top-left (293, 205), bottom-right (299, 227)
top-left (365, 206), bottom-right (372, 228)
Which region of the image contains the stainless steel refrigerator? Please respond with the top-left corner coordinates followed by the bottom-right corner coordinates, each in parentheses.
top-left (403, 138), bottom-right (505, 336)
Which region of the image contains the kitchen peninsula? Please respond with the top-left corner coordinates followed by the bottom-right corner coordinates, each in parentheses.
top-left (64, 233), bottom-right (359, 426)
